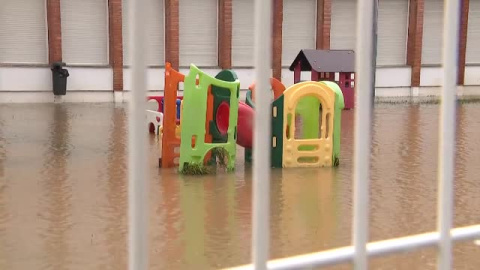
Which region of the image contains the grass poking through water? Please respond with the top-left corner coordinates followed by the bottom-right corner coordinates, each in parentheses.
top-left (180, 147), bottom-right (232, 175)
top-left (181, 163), bottom-right (212, 175)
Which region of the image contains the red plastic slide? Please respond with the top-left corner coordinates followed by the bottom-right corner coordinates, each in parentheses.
top-left (215, 101), bottom-right (254, 149)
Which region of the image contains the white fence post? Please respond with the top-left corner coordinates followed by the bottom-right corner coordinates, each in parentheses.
top-left (127, 0), bottom-right (149, 269)
top-left (353, 0), bottom-right (376, 269)
top-left (251, 0), bottom-right (273, 268)
top-left (437, 0), bottom-right (461, 269)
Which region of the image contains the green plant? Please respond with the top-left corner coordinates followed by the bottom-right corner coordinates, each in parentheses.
top-left (211, 147), bottom-right (229, 167)
top-left (333, 157), bottom-right (340, 167)
top-left (180, 163), bottom-right (212, 175)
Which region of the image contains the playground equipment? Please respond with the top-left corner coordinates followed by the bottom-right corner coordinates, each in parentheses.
top-left (146, 109), bottom-right (163, 135)
top-left (178, 65), bottom-right (241, 173)
top-left (232, 78), bottom-right (344, 168)
top-left (147, 58), bottom-right (345, 174)
top-left (281, 81), bottom-right (344, 167)
top-left (147, 63), bottom-right (248, 170)
top-left (288, 49), bottom-right (355, 109)
top-left (160, 62), bottom-right (185, 168)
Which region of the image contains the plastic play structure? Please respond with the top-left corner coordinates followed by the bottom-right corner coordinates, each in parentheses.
top-left (289, 49), bottom-right (355, 109)
top-left (145, 49), bottom-right (350, 174)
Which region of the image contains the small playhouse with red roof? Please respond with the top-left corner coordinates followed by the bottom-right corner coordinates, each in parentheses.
top-left (288, 49), bottom-right (356, 109)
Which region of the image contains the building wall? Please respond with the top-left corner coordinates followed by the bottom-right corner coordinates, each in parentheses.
top-left (1, 0), bottom-right (480, 102)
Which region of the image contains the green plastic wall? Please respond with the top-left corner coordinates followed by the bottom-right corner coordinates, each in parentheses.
top-left (178, 65), bottom-right (240, 172)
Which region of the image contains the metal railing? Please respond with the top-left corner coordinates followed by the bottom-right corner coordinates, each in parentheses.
top-left (125, 0), bottom-right (480, 270)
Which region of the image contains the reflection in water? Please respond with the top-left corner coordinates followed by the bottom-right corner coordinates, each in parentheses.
top-left (39, 104), bottom-right (73, 270)
top-left (370, 104), bottom-right (432, 268)
top-left (271, 167), bottom-right (340, 258)
top-left (451, 105), bottom-right (480, 270)
top-left (155, 170), bottom-right (183, 269)
top-left (179, 175), bottom-right (207, 268)
top-left (0, 116), bottom-right (6, 268)
top-left (100, 106), bottom-right (128, 270)
top-left (0, 116), bottom-right (4, 178)
top-left (0, 102), bottom-right (479, 270)
top-left (202, 173), bottom-right (237, 268)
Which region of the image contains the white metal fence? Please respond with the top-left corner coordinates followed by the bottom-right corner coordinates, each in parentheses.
top-left (126, 0), bottom-right (480, 269)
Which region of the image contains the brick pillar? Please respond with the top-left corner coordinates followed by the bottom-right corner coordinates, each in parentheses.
top-left (316, 0), bottom-right (331, 49)
top-left (406, 0), bottom-right (424, 87)
top-left (108, 0), bottom-right (123, 91)
top-left (458, 0), bottom-right (470, 85)
top-left (165, 0), bottom-right (180, 70)
top-left (272, 0), bottom-right (283, 80)
top-left (218, 0), bottom-right (232, 69)
top-left (46, 0), bottom-right (62, 64)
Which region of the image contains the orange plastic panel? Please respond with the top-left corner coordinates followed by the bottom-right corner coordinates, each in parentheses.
top-left (204, 85), bottom-right (214, 161)
top-left (161, 62), bottom-right (185, 168)
top-left (248, 77), bottom-right (286, 101)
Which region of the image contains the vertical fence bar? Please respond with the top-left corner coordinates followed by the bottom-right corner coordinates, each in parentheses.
top-left (437, 0), bottom-right (461, 269)
top-left (252, 0), bottom-right (272, 268)
top-left (353, 0), bottom-right (376, 269)
top-left (128, 0), bottom-right (149, 269)
top-left (371, 0), bottom-right (379, 100)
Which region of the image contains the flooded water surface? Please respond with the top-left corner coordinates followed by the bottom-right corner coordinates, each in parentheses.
top-left (0, 102), bottom-right (479, 269)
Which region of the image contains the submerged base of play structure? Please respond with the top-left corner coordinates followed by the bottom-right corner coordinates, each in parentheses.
top-left (146, 63), bottom-right (345, 175)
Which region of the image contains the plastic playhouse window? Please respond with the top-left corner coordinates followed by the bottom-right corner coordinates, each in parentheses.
top-left (297, 156), bottom-right (319, 164)
top-left (318, 103), bottom-right (323, 138)
top-left (293, 96), bottom-right (324, 142)
top-left (195, 74), bottom-right (200, 86)
top-left (191, 135), bottom-right (197, 148)
top-left (294, 114), bottom-right (303, 139)
top-left (286, 113), bottom-right (293, 140)
top-left (325, 113), bottom-right (331, 139)
top-left (297, 144), bottom-right (319, 151)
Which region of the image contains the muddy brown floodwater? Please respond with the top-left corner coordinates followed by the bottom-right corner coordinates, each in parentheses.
top-left (0, 102), bottom-right (479, 270)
